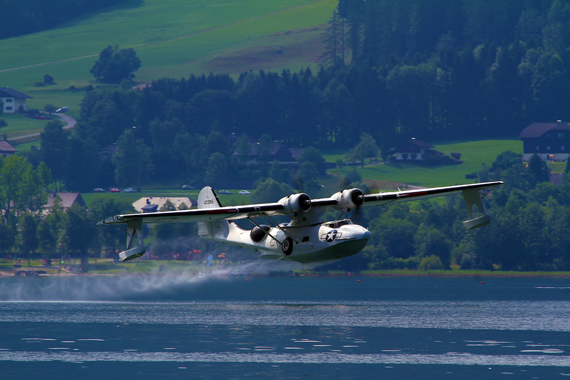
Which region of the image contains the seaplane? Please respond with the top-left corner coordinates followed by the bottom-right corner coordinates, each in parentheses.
top-left (97, 181), bottom-right (502, 263)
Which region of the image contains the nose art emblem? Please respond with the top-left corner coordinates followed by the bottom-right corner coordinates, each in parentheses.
top-left (325, 230), bottom-right (337, 242)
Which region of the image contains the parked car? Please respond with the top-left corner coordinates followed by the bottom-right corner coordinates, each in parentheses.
top-left (109, 187), bottom-right (121, 193)
top-left (56, 106), bottom-right (69, 113)
top-left (123, 187), bottom-right (137, 193)
top-left (181, 185), bottom-right (194, 189)
top-left (238, 190), bottom-right (251, 195)
top-left (218, 190), bottom-right (231, 194)
top-left (93, 188), bottom-right (105, 193)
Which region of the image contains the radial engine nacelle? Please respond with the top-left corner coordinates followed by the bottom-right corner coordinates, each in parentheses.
top-left (278, 193), bottom-right (311, 214)
top-left (331, 188), bottom-right (364, 212)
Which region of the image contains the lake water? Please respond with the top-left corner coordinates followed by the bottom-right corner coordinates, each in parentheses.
top-left (1, 272), bottom-right (570, 379)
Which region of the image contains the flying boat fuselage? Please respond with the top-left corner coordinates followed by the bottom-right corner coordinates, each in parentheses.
top-left (206, 219), bottom-right (371, 264)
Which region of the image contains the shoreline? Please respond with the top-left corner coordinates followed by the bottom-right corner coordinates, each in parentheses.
top-left (2, 269), bottom-right (570, 279)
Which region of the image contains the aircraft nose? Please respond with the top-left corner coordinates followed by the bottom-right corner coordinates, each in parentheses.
top-left (362, 230), bottom-right (372, 240)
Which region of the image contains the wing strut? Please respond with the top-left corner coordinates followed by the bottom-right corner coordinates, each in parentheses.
top-left (119, 218), bottom-right (146, 262)
top-left (462, 189), bottom-right (490, 230)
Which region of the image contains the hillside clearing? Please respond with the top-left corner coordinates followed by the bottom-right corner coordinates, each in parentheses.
top-left (0, 0), bottom-right (336, 113)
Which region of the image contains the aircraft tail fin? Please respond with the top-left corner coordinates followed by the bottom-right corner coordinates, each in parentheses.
top-left (198, 186), bottom-right (223, 209)
top-left (197, 186), bottom-right (228, 238)
top-left (461, 189), bottom-right (490, 230)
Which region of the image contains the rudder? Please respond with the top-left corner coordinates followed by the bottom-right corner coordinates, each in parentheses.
top-left (198, 186), bottom-right (223, 209)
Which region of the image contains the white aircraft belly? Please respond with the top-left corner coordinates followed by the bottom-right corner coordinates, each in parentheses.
top-left (209, 224), bottom-right (369, 264)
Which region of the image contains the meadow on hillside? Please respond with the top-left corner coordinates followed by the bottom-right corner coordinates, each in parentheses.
top-left (0, 0), bottom-right (335, 112)
top-left (327, 140), bottom-right (524, 188)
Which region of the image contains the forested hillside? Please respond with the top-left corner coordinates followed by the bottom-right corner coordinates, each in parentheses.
top-left (322, 0), bottom-right (570, 140)
top-left (3, 0), bottom-right (570, 271)
top-left (0, 0), bottom-right (126, 39)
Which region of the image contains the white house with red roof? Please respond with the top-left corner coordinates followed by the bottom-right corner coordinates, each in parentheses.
top-left (0, 87), bottom-right (32, 113)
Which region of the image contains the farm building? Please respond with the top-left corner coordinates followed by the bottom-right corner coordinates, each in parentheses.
top-left (0, 141), bottom-right (17, 158)
top-left (133, 197), bottom-right (195, 213)
top-left (0, 87), bottom-right (32, 113)
top-left (44, 193), bottom-right (87, 213)
top-left (389, 139), bottom-right (444, 161)
top-left (520, 121), bottom-right (570, 161)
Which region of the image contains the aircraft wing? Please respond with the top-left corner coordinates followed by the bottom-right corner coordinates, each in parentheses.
top-left (362, 181), bottom-right (503, 207)
top-left (97, 202), bottom-right (287, 225)
top-left (311, 180), bottom-right (502, 230)
top-left (98, 182), bottom-right (502, 262)
top-left (98, 181), bottom-right (503, 226)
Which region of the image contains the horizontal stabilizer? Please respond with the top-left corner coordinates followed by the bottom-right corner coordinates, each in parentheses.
top-left (119, 247), bottom-right (146, 262)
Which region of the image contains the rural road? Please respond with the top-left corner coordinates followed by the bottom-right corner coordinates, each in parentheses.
top-left (8, 112), bottom-right (77, 143)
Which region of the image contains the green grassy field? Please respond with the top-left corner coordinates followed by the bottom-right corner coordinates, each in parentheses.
top-left (0, 0), bottom-right (335, 114)
top-left (327, 139), bottom-right (524, 188)
top-left (0, 113), bottom-right (50, 139)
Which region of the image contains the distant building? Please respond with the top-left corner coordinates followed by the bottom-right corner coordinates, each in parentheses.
top-left (100, 144), bottom-right (118, 160)
top-left (0, 140), bottom-right (17, 158)
top-left (520, 121), bottom-right (570, 161)
top-left (44, 74), bottom-right (54, 84)
top-left (133, 197), bottom-right (195, 213)
top-left (389, 139), bottom-right (444, 161)
top-left (0, 87), bottom-right (32, 113)
top-left (44, 193), bottom-right (87, 213)
top-left (233, 141), bottom-right (303, 164)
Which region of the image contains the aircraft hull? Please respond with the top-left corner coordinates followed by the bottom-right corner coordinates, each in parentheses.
top-left (287, 238), bottom-right (369, 264)
top-left (203, 220), bottom-right (371, 264)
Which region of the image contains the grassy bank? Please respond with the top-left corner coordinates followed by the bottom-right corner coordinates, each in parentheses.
top-left (3, 257), bottom-right (570, 279)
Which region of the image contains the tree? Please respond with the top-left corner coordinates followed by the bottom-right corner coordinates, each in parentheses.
top-left (37, 211), bottom-right (65, 259)
top-left (527, 153), bottom-right (550, 184)
top-left (418, 255), bottom-right (444, 271)
top-left (321, 10), bottom-right (347, 68)
top-left (90, 197), bottom-right (134, 256)
top-left (296, 161), bottom-right (320, 191)
top-left (0, 119), bottom-right (6, 130)
top-left (234, 134), bottom-right (252, 164)
top-left (44, 104), bottom-right (57, 114)
top-left (298, 146), bottom-right (326, 175)
top-left (347, 132), bottom-right (379, 168)
top-left (0, 220), bottom-right (16, 254)
top-left (37, 162), bottom-right (53, 192)
top-left (90, 45), bottom-right (141, 83)
top-left (58, 205), bottom-right (97, 270)
top-left (40, 120), bottom-right (69, 189)
top-left (173, 132), bottom-right (206, 173)
top-left (0, 156), bottom-right (32, 219)
top-left (112, 130), bottom-right (153, 191)
top-left (250, 178), bottom-right (294, 204)
top-left (19, 213), bottom-right (38, 267)
top-left (270, 160), bottom-right (291, 184)
top-left (205, 152), bottom-right (228, 185)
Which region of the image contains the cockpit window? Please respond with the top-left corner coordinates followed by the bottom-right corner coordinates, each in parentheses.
top-left (324, 219), bottom-right (353, 228)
